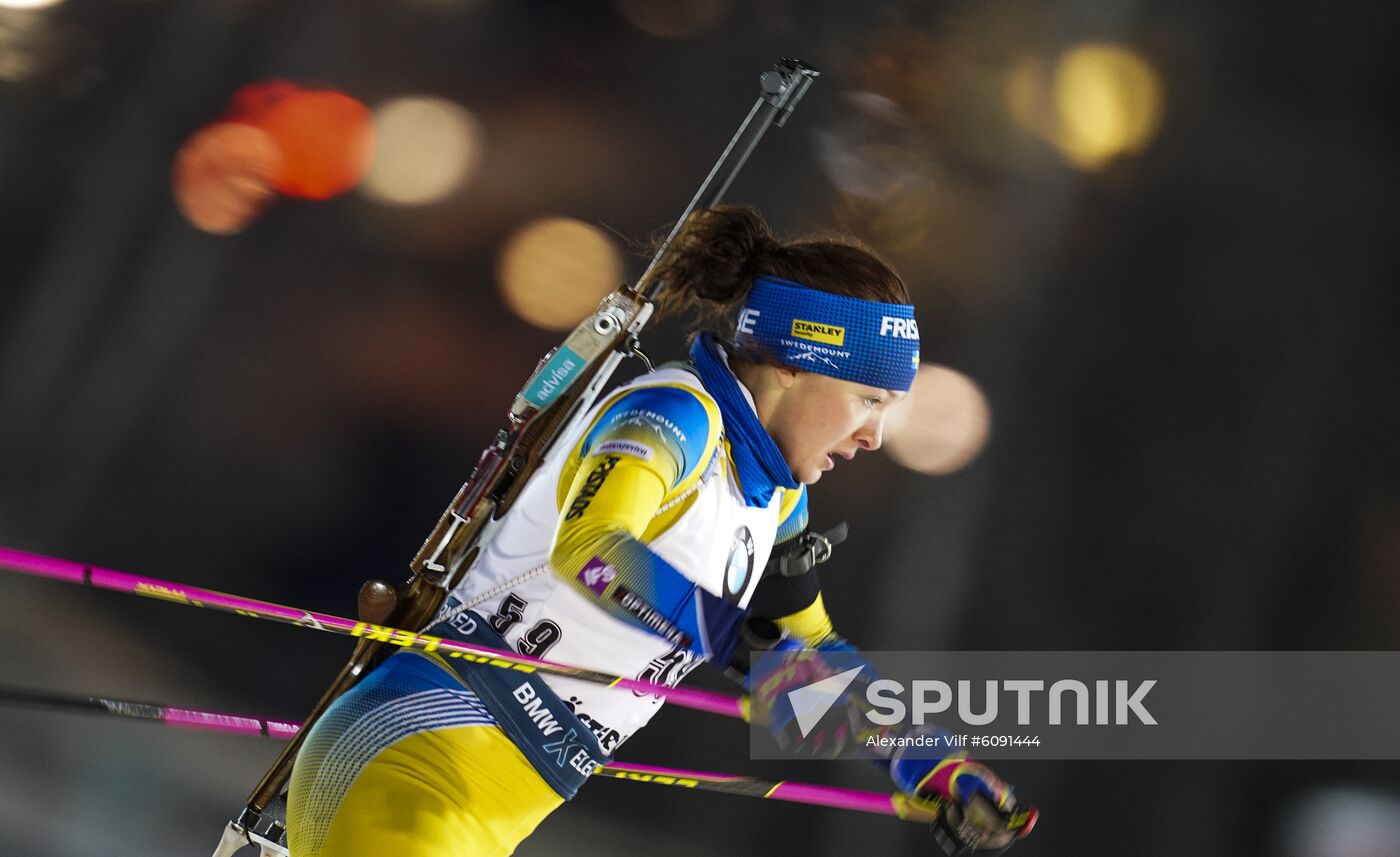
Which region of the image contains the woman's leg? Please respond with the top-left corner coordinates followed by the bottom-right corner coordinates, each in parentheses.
top-left (287, 651), bottom-right (563, 857)
top-left (309, 724), bottom-right (563, 857)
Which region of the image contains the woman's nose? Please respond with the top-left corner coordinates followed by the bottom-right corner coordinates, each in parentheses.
top-left (855, 414), bottom-right (885, 451)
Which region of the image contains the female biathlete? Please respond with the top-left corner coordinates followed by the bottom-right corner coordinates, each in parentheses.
top-left (286, 206), bottom-right (1031, 856)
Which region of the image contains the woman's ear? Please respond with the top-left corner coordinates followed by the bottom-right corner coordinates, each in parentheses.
top-left (773, 365), bottom-right (800, 389)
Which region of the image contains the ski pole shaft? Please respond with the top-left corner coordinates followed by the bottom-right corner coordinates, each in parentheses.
top-left (0, 684), bottom-right (301, 739)
top-left (0, 684), bottom-right (941, 825)
top-left (0, 545), bottom-right (747, 720)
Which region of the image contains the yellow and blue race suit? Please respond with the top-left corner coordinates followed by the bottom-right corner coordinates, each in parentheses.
top-left (287, 341), bottom-right (840, 857)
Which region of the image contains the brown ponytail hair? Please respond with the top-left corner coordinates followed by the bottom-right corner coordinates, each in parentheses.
top-left (648, 206), bottom-right (911, 342)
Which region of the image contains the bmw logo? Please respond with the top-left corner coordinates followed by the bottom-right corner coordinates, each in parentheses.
top-left (725, 526), bottom-right (755, 602)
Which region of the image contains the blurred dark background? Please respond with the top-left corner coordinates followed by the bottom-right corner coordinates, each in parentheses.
top-left (2, 1), bottom-right (1398, 855)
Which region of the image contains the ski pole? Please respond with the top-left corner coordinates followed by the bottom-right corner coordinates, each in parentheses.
top-left (0, 545), bottom-right (750, 720)
top-left (0, 684), bottom-right (943, 825)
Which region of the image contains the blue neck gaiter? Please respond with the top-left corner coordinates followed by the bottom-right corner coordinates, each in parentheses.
top-left (689, 332), bottom-right (799, 507)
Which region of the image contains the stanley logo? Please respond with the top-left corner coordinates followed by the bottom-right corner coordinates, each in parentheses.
top-left (790, 319), bottom-right (845, 346)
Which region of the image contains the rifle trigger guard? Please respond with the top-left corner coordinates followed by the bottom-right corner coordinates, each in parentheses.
top-left (619, 334), bottom-right (654, 373)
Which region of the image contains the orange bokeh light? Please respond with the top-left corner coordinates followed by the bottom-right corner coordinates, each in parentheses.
top-left (173, 81), bottom-right (377, 232)
top-left (171, 122), bottom-right (283, 235)
top-left (224, 81), bottom-right (375, 200)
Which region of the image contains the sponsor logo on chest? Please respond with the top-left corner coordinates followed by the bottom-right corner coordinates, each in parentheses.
top-left (577, 557), bottom-right (616, 596)
top-left (724, 526), bottom-right (756, 604)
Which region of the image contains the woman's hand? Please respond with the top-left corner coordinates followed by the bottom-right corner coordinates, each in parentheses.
top-left (892, 754), bottom-right (1038, 852)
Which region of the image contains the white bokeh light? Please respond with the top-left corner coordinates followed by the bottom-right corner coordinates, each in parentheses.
top-left (883, 364), bottom-right (991, 475)
top-left (360, 96), bottom-right (482, 206)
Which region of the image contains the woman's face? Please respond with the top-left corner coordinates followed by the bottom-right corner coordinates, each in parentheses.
top-left (760, 369), bottom-right (904, 485)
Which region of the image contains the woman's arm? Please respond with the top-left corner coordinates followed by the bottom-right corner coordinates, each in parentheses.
top-left (545, 384), bottom-right (744, 659)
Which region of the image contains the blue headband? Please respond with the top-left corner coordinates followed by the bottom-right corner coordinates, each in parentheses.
top-left (734, 275), bottom-right (920, 392)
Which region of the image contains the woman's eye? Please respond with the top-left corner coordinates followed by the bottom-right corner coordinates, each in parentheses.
top-left (864, 396), bottom-right (882, 408)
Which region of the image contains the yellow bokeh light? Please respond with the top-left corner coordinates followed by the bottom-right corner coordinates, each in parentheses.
top-left (883, 364), bottom-right (991, 475)
top-left (1004, 44), bottom-right (1164, 171)
top-left (360, 96), bottom-right (481, 206)
top-left (1053, 44), bottom-right (1164, 168)
top-left (496, 218), bottom-right (623, 331)
top-left (0, 0), bottom-right (65, 8)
